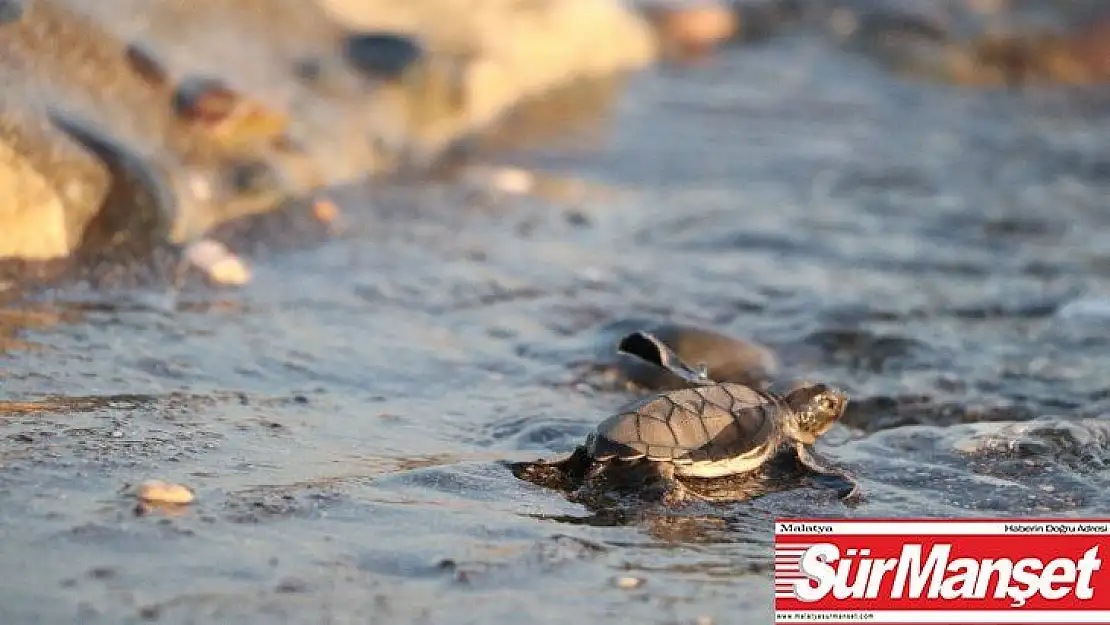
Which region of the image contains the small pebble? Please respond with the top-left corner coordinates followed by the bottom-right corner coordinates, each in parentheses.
top-left (828, 8), bottom-right (858, 39)
top-left (138, 480), bottom-right (195, 505)
top-left (464, 165), bottom-right (534, 195)
top-left (614, 576), bottom-right (645, 589)
top-left (643, 2), bottom-right (738, 56)
top-left (696, 617), bottom-right (714, 625)
top-left (565, 210), bottom-right (591, 227)
top-left (312, 198), bottom-right (339, 224)
top-left (174, 77), bottom-right (236, 123)
top-left (275, 577), bottom-right (309, 594)
top-left (184, 239), bottom-right (251, 286)
top-left (173, 79), bottom-right (288, 147)
top-left (578, 267), bottom-right (606, 284)
top-left (490, 167), bottom-right (534, 195)
top-left (87, 567), bottom-right (117, 580)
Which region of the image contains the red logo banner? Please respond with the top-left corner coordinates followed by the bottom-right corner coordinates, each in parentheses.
top-left (774, 519), bottom-right (1110, 624)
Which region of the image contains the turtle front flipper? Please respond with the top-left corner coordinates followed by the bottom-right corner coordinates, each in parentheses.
top-left (795, 444), bottom-right (862, 507)
top-left (617, 331), bottom-right (713, 386)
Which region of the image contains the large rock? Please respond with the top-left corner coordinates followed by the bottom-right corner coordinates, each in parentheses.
top-left (0, 0), bottom-right (659, 263)
top-left (0, 93), bottom-right (109, 260)
top-left (0, 0), bottom-right (317, 250)
top-left (69, 0), bottom-right (659, 172)
top-left (60, 0), bottom-right (394, 184)
top-left (316, 0), bottom-right (658, 163)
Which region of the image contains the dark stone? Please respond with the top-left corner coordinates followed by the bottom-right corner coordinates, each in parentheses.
top-left (274, 577), bottom-right (309, 593)
top-left (0, 0), bottom-right (23, 25)
top-left (172, 77), bottom-right (237, 124)
top-left (124, 42), bottom-right (170, 86)
top-left (343, 32), bottom-right (424, 80)
top-left (292, 56), bottom-right (324, 83)
top-left (227, 160), bottom-right (281, 195)
top-left (87, 566), bottom-right (117, 579)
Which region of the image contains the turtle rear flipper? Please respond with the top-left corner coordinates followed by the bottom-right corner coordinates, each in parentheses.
top-left (617, 331), bottom-right (712, 386)
top-left (796, 444), bottom-right (862, 507)
top-left (505, 446), bottom-right (592, 491)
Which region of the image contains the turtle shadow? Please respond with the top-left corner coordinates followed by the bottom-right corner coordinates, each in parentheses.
top-left (504, 448), bottom-right (858, 518)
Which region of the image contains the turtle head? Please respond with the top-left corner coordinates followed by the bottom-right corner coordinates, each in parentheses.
top-left (781, 383), bottom-right (848, 444)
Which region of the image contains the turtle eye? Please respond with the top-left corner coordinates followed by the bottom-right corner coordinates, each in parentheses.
top-left (818, 396), bottom-right (836, 413)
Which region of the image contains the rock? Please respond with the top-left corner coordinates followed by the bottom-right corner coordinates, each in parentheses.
top-left (171, 77), bottom-right (292, 151)
top-left (274, 577), bottom-right (311, 593)
top-left (0, 0), bottom-right (662, 265)
top-left (311, 198), bottom-right (340, 224)
top-left (461, 165), bottom-right (534, 196)
top-left (317, 0), bottom-right (658, 162)
top-left (0, 94), bottom-right (110, 260)
top-left (62, 0), bottom-right (401, 183)
top-left (183, 239), bottom-right (251, 286)
top-left (137, 480), bottom-right (195, 504)
top-left (343, 32), bottom-right (424, 80)
top-left (0, 0), bottom-right (306, 256)
top-left (613, 575), bottom-right (645, 589)
top-left (639, 1), bottom-right (739, 58)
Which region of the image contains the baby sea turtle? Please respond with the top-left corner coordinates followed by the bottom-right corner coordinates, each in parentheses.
top-left (604, 320), bottom-right (780, 391)
top-left (512, 331), bottom-right (861, 506)
top-left (556, 318), bottom-right (780, 392)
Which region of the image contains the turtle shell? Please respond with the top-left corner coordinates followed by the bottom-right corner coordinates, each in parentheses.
top-left (586, 383), bottom-right (782, 466)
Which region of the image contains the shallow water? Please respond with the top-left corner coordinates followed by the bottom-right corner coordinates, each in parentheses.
top-left (3, 32), bottom-right (1110, 624)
